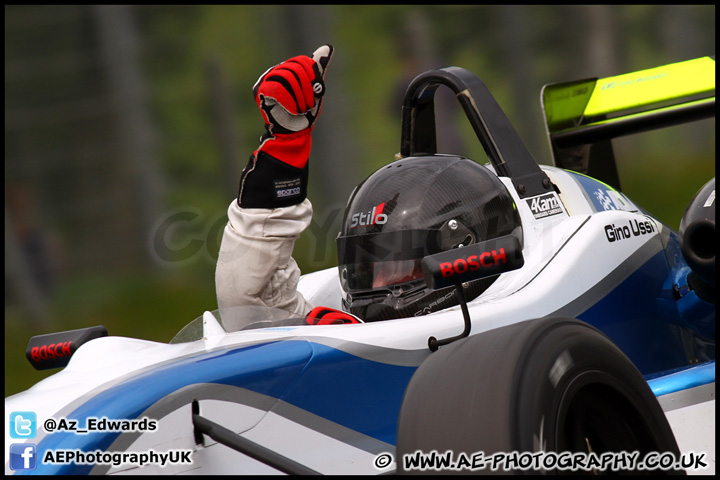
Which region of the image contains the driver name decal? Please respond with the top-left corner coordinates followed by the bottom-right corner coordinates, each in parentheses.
top-left (604, 219), bottom-right (655, 242)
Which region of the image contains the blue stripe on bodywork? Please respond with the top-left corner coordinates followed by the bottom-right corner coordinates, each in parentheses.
top-left (25, 340), bottom-right (416, 475)
top-left (648, 361), bottom-right (715, 396)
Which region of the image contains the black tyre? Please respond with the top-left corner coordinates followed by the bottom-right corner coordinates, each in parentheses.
top-left (396, 317), bottom-right (682, 474)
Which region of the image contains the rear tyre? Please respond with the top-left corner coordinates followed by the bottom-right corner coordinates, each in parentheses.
top-left (396, 317), bottom-right (682, 474)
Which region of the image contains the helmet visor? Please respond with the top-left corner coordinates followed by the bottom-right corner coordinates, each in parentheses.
top-left (342, 259), bottom-right (425, 291)
top-left (337, 229), bottom-right (442, 291)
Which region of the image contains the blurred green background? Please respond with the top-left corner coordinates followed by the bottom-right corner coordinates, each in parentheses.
top-left (5, 5), bottom-right (715, 397)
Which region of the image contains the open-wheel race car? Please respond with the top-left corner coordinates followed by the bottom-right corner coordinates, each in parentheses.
top-left (5, 56), bottom-right (715, 475)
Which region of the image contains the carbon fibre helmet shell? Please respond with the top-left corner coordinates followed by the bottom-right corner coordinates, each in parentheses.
top-left (337, 154), bottom-right (522, 322)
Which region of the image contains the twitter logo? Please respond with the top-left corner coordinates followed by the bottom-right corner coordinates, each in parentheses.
top-left (9, 412), bottom-right (37, 439)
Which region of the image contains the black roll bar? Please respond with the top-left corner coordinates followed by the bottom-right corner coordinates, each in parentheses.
top-left (400, 67), bottom-right (552, 199)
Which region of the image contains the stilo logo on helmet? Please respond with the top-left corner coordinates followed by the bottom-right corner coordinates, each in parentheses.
top-left (350, 202), bottom-right (388, 228)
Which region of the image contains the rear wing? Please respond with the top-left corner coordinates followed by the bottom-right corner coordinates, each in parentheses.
top-left (541, 56), bottom-right (715, 191)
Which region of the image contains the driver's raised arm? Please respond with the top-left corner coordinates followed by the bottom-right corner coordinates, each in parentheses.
top-left (215, 46), bottom-right (333, 316)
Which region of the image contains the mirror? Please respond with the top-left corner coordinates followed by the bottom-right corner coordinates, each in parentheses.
top-left (421, 233), bottom-right (524, 291)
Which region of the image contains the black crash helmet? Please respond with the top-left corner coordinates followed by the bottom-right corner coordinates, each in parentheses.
top-left (337, 154), bottom-right (522, 322)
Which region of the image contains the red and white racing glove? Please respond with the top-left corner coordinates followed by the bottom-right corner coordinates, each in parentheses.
top-left (238, 45), bottom-right (334, 208)
top-left (306, 306), bottom-right (362, 325)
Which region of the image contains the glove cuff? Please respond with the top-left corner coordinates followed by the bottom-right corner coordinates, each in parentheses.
top-left (257, 128), bottom-right (313, 168)
top-left (237, 150), bottom-right (309, 208)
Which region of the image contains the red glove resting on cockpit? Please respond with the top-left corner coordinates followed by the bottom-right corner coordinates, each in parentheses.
top-left (306, 306), bottom-right (362, 325)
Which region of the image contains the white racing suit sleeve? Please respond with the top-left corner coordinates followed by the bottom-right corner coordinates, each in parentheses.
top-left (215, 198), bottom-right (314, 316)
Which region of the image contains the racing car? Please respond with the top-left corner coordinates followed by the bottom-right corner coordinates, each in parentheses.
top-left (5, 56), bottom-right (715, 475)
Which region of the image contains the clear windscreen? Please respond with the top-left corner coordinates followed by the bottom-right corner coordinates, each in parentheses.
top-left (170, 305), bottom-right (307, 344)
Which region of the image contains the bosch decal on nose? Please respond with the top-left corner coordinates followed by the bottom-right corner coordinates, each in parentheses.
top-left (30, 342), bottom-right (72, 363)
top-left (25, 326), bottom-right (108, 370)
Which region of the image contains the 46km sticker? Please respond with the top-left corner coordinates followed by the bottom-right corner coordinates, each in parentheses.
top-left (526, 192), bottom-right (564, 220)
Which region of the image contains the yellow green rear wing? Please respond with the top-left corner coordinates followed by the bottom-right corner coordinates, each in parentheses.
top-left (541, 56), bottom-right (715, 190)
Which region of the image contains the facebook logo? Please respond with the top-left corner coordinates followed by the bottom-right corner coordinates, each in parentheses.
top-left (9, 444), bottom-right (37, 470)
top-left (9, 411), bottom-right (37, 439)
